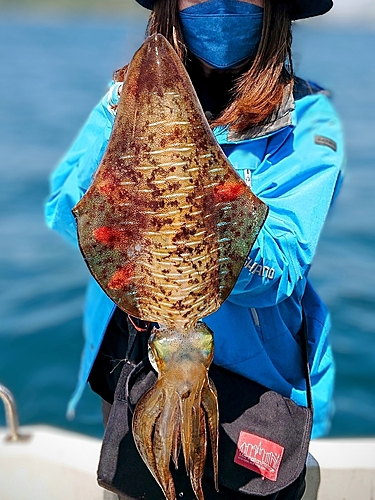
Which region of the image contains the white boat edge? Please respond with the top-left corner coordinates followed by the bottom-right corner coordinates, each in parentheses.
top-left (0, 425), bottom-right (374, 500)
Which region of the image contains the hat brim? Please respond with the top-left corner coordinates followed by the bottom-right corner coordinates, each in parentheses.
top-left (135, 0), bottom-right (333, 20)
top-left (290, 0), bottom-right (333, 19)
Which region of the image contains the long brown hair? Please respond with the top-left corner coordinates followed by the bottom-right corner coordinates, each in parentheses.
top-left (115, 0), bottom-right (293, 133)
top-left (213, 0), bottom-right (294, 131)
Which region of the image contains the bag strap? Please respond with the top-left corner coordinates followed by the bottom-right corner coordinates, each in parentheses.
top-left (301, 311), bottom-right (314, 413)
top-left (111, 315), bottom-right (155, 404)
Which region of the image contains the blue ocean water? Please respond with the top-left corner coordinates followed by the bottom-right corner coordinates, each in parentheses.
top-left (0, 13), bottom-right (374, 439)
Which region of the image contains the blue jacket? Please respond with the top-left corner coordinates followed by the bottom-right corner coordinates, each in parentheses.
top-left (45, 77), bottom-right (345, 438)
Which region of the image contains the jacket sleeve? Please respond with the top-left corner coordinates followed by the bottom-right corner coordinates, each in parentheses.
top-left (44, 83), bottom-right (122, 246)
top-left (228, 93), bottom-right (345, 308)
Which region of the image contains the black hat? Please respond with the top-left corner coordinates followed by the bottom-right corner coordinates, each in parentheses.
top-left (134, 0), bottom-right (333, 20)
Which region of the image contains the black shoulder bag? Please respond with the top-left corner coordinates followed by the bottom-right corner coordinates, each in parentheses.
top-left (97, 315), bottom-right (313, 499)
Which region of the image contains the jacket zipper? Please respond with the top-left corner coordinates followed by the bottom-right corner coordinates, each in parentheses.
top-left (250, 308), bottom-right (260, 327)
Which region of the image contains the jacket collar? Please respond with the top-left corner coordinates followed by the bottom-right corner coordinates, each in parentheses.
top-left (214, 82), bottom-right (295, 144)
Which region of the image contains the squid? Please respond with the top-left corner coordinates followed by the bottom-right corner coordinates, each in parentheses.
top-left (73, 34), bottom-right (268, 500)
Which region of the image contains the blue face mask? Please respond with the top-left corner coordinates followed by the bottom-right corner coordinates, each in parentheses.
top-left (179, 0), bottom-right (263, 70)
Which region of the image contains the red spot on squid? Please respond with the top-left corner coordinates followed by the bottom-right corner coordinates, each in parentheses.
top-left (214, 181), bottom-right (247, 203)
top-left (108, 266), bottom-right (133, 290)
top-left (98, 176), bottom-right (117, 197)
top-left (93, 226), bottom-right (127, 248)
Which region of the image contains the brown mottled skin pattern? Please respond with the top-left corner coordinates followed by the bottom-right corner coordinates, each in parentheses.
top-left (73, 35), bottom-right (268, 500)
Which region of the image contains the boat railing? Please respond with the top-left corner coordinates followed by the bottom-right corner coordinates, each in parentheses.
top-left (0, 383), bottom-right (29, 442)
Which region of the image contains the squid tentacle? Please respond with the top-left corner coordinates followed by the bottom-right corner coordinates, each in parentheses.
top-left (132, 385), bottom-right (165, 489)
top-left (202, 379), bottom-right (219, 492)
top-left (189, 405), bottom-right (207, 500)
top-left (179, 371), bottom-right (205, 476)
top-left (171, 408), bottom-right (181, 470)
top-left (153, 392), bottom-right (180, 499)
